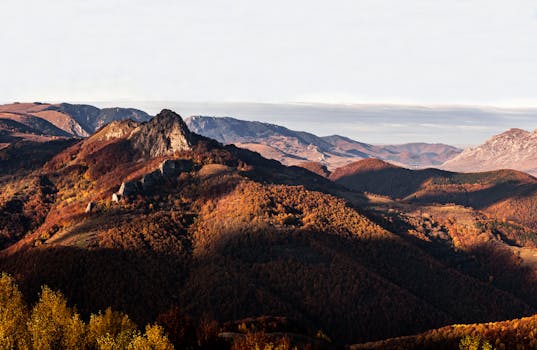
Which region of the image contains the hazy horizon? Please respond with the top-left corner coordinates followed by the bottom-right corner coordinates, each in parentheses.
top-left (3, 100), bottom-right (533, 146)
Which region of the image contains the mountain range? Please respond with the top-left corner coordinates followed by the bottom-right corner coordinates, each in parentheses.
top-left (3, 108), bottom-right (537, 348)
top-left (0, 102), bottom-right (150, 148)
top-left (5, 102), bottom-right (537, 179)
top-left (185, 116), bottom-right (462, 169)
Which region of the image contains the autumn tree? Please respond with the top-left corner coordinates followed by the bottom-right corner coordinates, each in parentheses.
top-left (129, 324), bottom-right (174, 350)
top-left (88, 307), bottom-right (137, 348)
top-left (27, 286), bottom-right (86, 349)
top-left (0, 273), bottom-right (30, 349)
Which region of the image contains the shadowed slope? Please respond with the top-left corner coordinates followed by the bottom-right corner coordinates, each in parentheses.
top-left (331, 159), bottom-right (537, 228)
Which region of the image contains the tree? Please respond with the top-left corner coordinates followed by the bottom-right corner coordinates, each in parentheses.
top-left (0, 273), bottom-right (30, 349)
top-left (129, 324), bottom-right (174, 350)
top-left (459, 335), bottom-right (493, 350)
top-left (231, 331), bottom-right (291, 350)
top-left (27, 286), bottom-right (86, 350)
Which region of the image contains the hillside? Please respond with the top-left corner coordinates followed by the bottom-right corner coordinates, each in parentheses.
top-left (331, 158), bottom-right (537, 229)
top-left (442, 128), bottom-right (537, 176)
top-left (0, 102), bottom-right (150, 147)
top-left (2, 110), bottom-right (537, 347)
top-left (185, 116), bottom-right (461, 170)
top-left (351, 313), bottom-right (537, 350)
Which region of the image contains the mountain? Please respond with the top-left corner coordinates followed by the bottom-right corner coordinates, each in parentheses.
top-left (4, 109), bottom-right (537, 348)
top-left (185, 116), bottom-right (462, 170)
top-left (0, 102), bottom-right (150, 148)
top-left (442, 128), bottom-right (537, 176)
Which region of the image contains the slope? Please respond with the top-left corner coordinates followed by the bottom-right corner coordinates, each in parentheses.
top-left (350, 313), bottom-right (537, 350)
top-left (442, 128), bottom-right (537, 176)
top-left (331, 158), bottom-right (537, 229)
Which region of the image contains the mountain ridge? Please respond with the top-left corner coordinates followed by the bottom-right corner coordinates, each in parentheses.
top-left (331, 158), bottom-right (537, 229)
top-left (185, 115), bottom-right (462, 170)
top-left (0, 102), bottom-right (150, 148)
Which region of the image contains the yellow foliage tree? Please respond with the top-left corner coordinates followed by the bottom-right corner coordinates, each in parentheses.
top-left (128, 324), bottom-right (174, 350)
top-left (89, 307), bottom-right (137, 347)
top-left (27, 286), bottom-right (86, 350)
top-left (0, 272), bottom-right (175, 350)
top-left (0, 273), bottom-right (30, 349)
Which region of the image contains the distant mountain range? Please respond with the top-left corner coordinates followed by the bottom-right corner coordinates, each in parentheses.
top-left (0, 102), bottom-right (150, 148)
top-left (442, 128), bottom-right (537, 176)
top-left (185, 116), bottom-right (462, 169)
top-left (4, 102), bottom-right (537, 178)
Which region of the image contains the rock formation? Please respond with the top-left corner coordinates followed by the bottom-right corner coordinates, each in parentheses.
top-left (129, 110), bottom-right (195, 158)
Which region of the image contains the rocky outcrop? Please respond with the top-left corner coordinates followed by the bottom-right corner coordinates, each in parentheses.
top-left (118, 180), bottom-right (142, 197)
top-left (159, 159), bottom-right (193, 177)
top-left (129, 110), bottom-right (196, 158)
top-left (141, 169), bottom-right (163, 191)
top-left (90, 119), bottom-right (140, 142)
top-left (114, 159), bottom-right (195, 200)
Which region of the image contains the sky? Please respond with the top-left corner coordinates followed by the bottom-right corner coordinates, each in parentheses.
top-left (1, 1), bottom-right (537, 144)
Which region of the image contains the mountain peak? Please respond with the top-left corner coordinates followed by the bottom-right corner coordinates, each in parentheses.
top-left (129, 109), bottom-right (195, 158)
top-left (496, 128), bottom-right (530, 138)
top-left (442, 127), bottom-right (537, 176)
top-left (154, 108), bottom-right (182, 120)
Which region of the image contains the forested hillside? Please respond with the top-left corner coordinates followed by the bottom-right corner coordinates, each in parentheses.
top-left (2, 110), bottom-right (537, 349)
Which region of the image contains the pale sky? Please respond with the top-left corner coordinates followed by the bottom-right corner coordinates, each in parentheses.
top-left (2, 0), bottom-right (537, 106)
